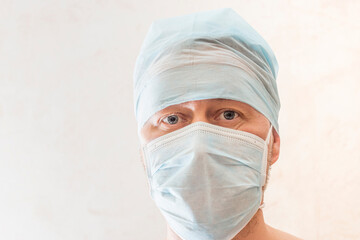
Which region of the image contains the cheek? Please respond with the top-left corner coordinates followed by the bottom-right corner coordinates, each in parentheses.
top-left (233, 123), bottom-right (269, 141)
top-left (148, 127), bottom-right (163, 141)
top-left (248, 118), bottom-right (270, 138)
top-left (140, 124), bottom-right (162, 143)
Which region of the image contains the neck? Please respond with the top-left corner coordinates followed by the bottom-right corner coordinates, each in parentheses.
top-left (231, 209), bottom-right (269, 240)
top-left (166, 209), bottom-right (270, 240)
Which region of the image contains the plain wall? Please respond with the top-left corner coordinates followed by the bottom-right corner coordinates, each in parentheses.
top-left (1, 0), bottom-right (360, 239)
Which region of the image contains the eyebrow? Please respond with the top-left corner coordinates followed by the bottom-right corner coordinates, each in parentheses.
top-left (212, 99), bottom-right (231, 102)
top-left (156, 99), bottom-right (246, 113)
top-left (208, 98), bottom-right (244, 104)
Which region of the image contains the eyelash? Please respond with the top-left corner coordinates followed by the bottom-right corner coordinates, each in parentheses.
top-left (159, 109), bottom-right (243, 124)
top-left (218, 109), bottom-right (242, 119)
top-left (159, 112), bottom-right (184, 124)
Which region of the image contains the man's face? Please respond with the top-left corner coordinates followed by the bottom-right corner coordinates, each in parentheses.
top-left (139, 98), bottom-right (280, 190)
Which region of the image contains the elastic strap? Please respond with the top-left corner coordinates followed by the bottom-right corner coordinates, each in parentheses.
top-left (261, 124), bottom-right (273, 186)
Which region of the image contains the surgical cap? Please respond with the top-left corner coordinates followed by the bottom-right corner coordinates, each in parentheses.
top-left (133, 8), bottom-right (281, 135)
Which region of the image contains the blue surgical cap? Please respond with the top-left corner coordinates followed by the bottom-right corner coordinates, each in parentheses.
top-left (133, 8), bottom-right (281, 135)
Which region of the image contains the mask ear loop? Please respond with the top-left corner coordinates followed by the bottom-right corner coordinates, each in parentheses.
top-left (259, 124), bottom-right (273, 211)
top-left (261, 124), bottom-right (273, 187)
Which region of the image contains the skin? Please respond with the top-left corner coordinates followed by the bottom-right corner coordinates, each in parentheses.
top-left (139, 98), bottom-right (302, 240)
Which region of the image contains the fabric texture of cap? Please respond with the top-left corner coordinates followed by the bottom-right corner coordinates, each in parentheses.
top-left (133, 7), bottom-right (281, 135)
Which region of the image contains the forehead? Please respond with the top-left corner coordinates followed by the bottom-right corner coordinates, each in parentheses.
top-left (154, 98), bottom-right (261, 115)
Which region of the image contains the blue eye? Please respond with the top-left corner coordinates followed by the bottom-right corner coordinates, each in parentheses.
top-left (223, 111), bottom-right (237, 120)
top-left (164, 115), bottom-right (179, 124)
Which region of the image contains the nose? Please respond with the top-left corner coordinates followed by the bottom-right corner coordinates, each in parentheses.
top-left (191, 108), bottom-right (211, 124)
top-left (182, 100), bottom-right (214, 126)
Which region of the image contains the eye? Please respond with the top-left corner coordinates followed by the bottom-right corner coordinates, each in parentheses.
top-left (163, 114), bottom-right (179, 125)
top-left (222, 110), bottom-right (238, 120)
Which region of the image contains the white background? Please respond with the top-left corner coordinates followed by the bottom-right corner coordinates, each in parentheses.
top-left (1, 0), bottom-right (360, 239)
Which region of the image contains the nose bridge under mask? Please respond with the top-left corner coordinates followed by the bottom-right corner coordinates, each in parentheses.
top-left (145, 121), bottom-right (267, 150)
top-left (144, 121), bottom-right (272, 160)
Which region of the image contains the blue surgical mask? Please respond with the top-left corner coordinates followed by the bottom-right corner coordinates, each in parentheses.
top-left (142, 121), bottom-right (273, 240)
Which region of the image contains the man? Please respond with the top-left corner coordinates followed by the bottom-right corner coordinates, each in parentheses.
top-left (133, 8), bottom-right (302, 240)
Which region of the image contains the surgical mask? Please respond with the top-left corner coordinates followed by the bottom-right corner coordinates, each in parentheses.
top-left (142, 121), bottom-right (273, 240)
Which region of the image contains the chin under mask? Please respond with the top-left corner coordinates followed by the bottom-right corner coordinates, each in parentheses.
top-left (142, 121), bottom-right (272, 240)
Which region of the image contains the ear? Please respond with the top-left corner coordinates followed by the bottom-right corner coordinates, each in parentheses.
top-left (269, 128), bottom-right (280, 166)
